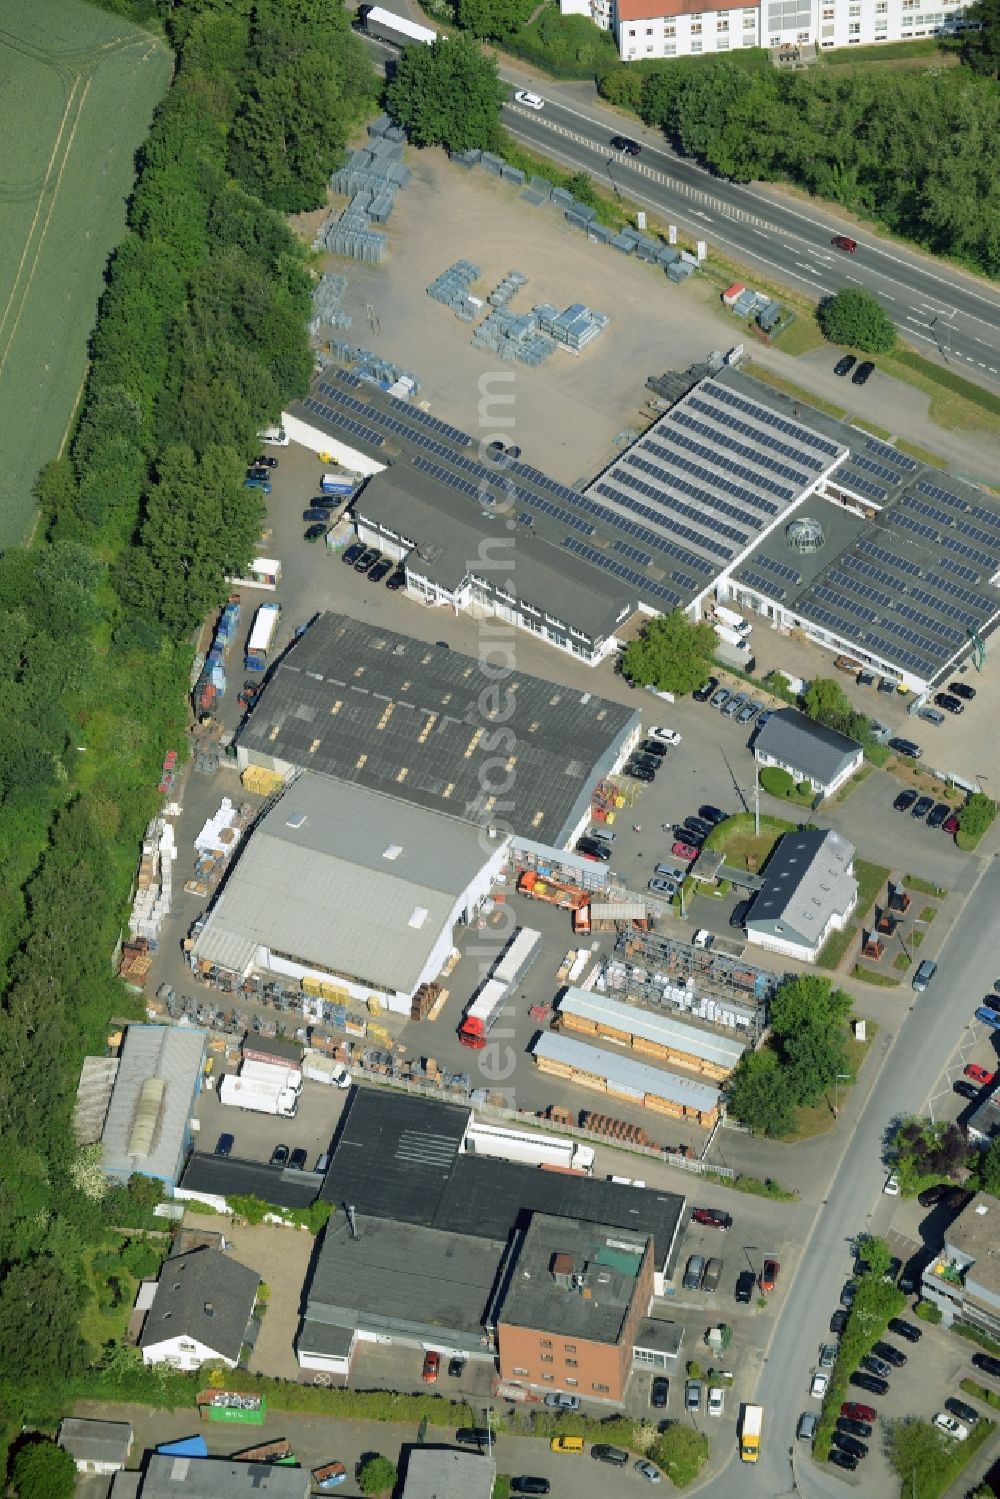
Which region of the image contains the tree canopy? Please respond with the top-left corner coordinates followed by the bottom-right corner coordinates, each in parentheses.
top-left (386, 34), bottom-right (506, 152)
top-left (962, 0), bottom-right (1000, 77)
top-left (621, 611), bottom-right (718, 695)
top-left (726, 976), bottom-right (853, 1135)
top-left (358, 1457), bottom-right (398, 1495)
top-left (958, 791), bottom-right (997, 840)
top-left (887, 1418), bottom-right (954, 1497)
top-left (819, 288), bottom-right (897, 354)
top-left (891, 1118), bottom-right (969, 1192)
top-left (10, 1438), bottom-right (77, 1499)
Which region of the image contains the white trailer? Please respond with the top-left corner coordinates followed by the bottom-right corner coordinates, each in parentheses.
top-left (492, 927), bottom-right (542, 989)
top-left (359, 5), bottom-right (437, 46)
top-left (715, 623), bottom-right (751, 650)
top-left (302, 1050), bottom-right (352, 1089)
top-left (219, 1073), bottom-right (300, 1117)
top-left (245, 603), bottom-right (281, 672)
top-left (714, 605), bottom-right (751, 634)
top-left (240, 1057), bottom-right (302, 1090)
top-left (461, 1118), bottom-right (595, 1174)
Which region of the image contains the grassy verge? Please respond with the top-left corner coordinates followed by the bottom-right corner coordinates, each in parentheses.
top-left (919, 906), bottom-right (937, 923)
top-left (820, 38), bottom-right (954, 63)
top-left (494, 1476), bottom-right (512, 1499)
top-left (834, 764), bottom-right (875, 802)
top-left (954, 1322), bottom-right (1000, 1357)
top-left (905, 874), bottom-right (948, 898)
top-left (894, 952), bottom-right (911, 971)
top-left (817, 924), bottom-right (858, 971)
top-left (881, 348), bottom-right (1000, 433)
top-left (699, 1170), bottom-right (797, 1201)
top-left (740, 363), bottom-right (848, 421)
top-left (893, 437), bottom-right (948, 468)
top-left (851, 964), bottom-right (900, 987)
top-left (701, 812), bottom-right (795, 872)
top-left (961, 1379), bottom-right (1000, 1411)
top-left (855, 859), bottom-right (891, 915)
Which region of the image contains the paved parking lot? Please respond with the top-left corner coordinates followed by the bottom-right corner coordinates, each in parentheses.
top-left (194, 1075), bottom-right (349, 1172)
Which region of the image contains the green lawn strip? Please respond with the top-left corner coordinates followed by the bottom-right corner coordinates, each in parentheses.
top-left (960, 1379), bottom-right (1000, 1412)
top-left (854, 859), bottom-right (891, 915)
top-left (851, 964), bottom-right (900, 987)
top-left (817, 924), bottom-right (858, 971)
top-left (893, 952), bottom-right (911, 971)
top-left (814, 1276), bottom-right (906, 1458)
top-left (904, 875), bottom-right (948, 897)
top-left (954, 1323), bottom-right (1000, 1357)
top-left (820, 38), bottom-right (954, 64)
top-left (699, 1170), bottom-right (797, 1200)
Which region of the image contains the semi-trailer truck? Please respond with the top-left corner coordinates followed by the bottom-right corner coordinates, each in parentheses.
top-left (219, 1061), bottom-right (301, 1118)
top-left (358, 5), bottom-right (437, 46)
top-left (739, 1404), bottom-right (763, 1462)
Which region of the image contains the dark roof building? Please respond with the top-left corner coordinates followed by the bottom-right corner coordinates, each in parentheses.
top-left (967, 1092), bottom-right (1000, 1148)
top-left (236, 612), bottom-right (640, 845)
top-left (58, 1418), bottom-right (133, 1472)
top-left (177, 1153), bottom-right (322, 1211)
top-left (753, 708), bottom-right (863, 797)
top-left (745, 828), bottom-right (858, 963)
top-left (402, 1450), bottom-right (495, 1499)
top-left (140, 1249), bottom-right (259, 1370)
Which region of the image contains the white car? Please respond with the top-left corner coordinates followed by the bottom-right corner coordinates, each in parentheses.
top-left (707, 1387), bottom-right (725, 1417)
top-left (634, 1460), bottom-right (661, 1484)
top-left (331, 1063), bottom-right (352, 1090)
top-left (513, 90), bottom-right (544, 110)
top-left (649, 726), bottom-right (681, 746)
top-left (883, 1172), bottom-right (900, 1196)
top-left (933, 1413), bottom-right (969, 1440)
top-left (810, 1371), bottom-right (829, 1399)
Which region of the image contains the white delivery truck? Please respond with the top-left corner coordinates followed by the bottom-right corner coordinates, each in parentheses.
top-left (714, 605), bottom-right (751, 635)
top-left (219, 1071), bottom-right (301, 1118)
top-left (715, 623), bottom-right (751, 650)
top-left (258, 424), bottom-right (289, 446)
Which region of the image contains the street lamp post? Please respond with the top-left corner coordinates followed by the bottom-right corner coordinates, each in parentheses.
top-left (606, 157), bottom-right (622, 199)
top-left (832, 1072), bottom-right (851, 1119)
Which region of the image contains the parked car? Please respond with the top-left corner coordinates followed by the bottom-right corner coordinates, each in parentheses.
top-left (650, 1376), bottom-right (669, 1409)
top-left (830, 1309), bottom-right (848, 1335)
top-left (853, 361), bottom-right (876, 385)
top-left (819, 1344), bottom-right (837, 1369)
top-left (698, 805), bottom-right (726, 826)
top-left (810, 1372), bottom-right (829, 1399)
top-left (828, 1447), bottom-right (857, 1472)
top-left (303, 507), bottom-right (331, 522)
top-left (343, 541), bottom-right (366, 567)
top-left (693, 677), bottom-right (718, 702)
top-left (640, 739), bottom-right (668, 759)
top-left (304, 523), bottom-right (328, 542)
top-left (945, 1398), bottom-right (980, 1426)
top-left (729, 899), bottom-right (753, 929)
top-left (635, 1460), bottom-right (662, 1484)
top-left (625, 764), bottom-right (655, 783)
top-left (911, 795), bottom-right (934, 820)
top-left (850, 1372), bottom-right (888, 1396)
top-left (707, 1387), bottom-right (725, 1418)
top-left (721, 693), bottom-right (749, 719)
top-left (654, 861), bottom-right (686, 880)
top-left (591, 1445), bottom-right (627, 1466)
top-left (675, 824), bottom-right (705, 848)
top-left (871, 1341), bottom-right (906, 1368)
top-left (841, 1281), bottom-right (857, 1308)
top-left (857, 669), bottom-right (876, 687)
top-left (837, 1417), bottom-right (872, 1439)
top-left (735, 1270), bottom-right (755, 1304)
top-left (760, 1259), bottom-right (780, 1293)
top-left (576, 837), bottom-right (611, 862)
top-left (889, 736), bottom-right (922, 758)
top-left (544, 1393), bottom-right (582, 1411)
top-left (736, 699), bottom-right (763, 725)
top-left (457, 1429), bottom-right (493, 1447)
top-left (672, 841), bottom-right (700, 862)
top-left (683, 1255), bottom-right (706, 1290)
top-left (862, 1354), bottom-right (892, 1380)
top-left (883, 1172), bottom-right (900, 1196)
top-left (933, 1413), bottom-right (969, 1440)
top-left (710, 688), bottom-right (732, 710)
top-left (912, 959), bottom-right (938, 992)
top-left (631, 753), bottom-right (662, 773)
top-left (943, 813), bottom-right (960, 835)
top-left (511, 1481), bottom-right (549, 1496)
top-left (833, 1433), bottom-right (868, 1460)
top-left (611, 135), bottom-right (642, 155)
top-left (289, 1147), bottom-right (308, 1171)
top-left (888, 1318), bottom-right (922, 1343)
top-left (368, 558), bottom-right (392, 583)
top-left (215, 1132), bottom-right (235, 1158)
top-left (972, 1353), bottom-right (1000, 1379)
top-left (966, 1064), bottom-right (996, 1085)
top-left (955, 1079), bottom-right (981, 1101)
top-left (691, 1206), bottom-right (732, 1230)
top-left (949, 680), bottom-right (976, 700)
top-left (834, 354), bottom-right (857, 377)
top-left (684, 817), bottom-right (713, 839)
top-left (918, 1183), bottom-right (953, 1207)
top-left (354, 548), bottom-right (380, 573)
top-left (386, 567), bottom-right (406, 590)
top-left (253, 454), bottom-right (278, 468)
top-left (448, 1356), bottom-right (466, 1378)
top-left (841, 1401), bottom-right (877, 1423)
top-left (422, 1351), bottom-right (440, 1383)
top-left (893, 788), bottom-right (918, 812)
top-left (797, 1411), bottom-right (818, 1441)
top-left (649, 726), bottom-right (682, 746)
top-left (935, 692), bottom-right (964, 715)
top-left (685, 1380), bottom-right (701, 1412)
top-left (269, 1143), bottom-right (289, 1167)
top-left (648, 877), bottom-right (678, 898)
top-left (703, 1258), bottom-right (724, 1293)
top-left (975, 1005), bottom-right (1000, 1028)
top-left (926, 802), bottom-right (951, 829)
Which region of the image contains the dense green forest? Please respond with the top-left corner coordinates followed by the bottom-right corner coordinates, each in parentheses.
top-left (0, 0), bottom-right (374, 1467)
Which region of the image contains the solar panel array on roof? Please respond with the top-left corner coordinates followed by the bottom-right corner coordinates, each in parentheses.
top-left (739, 569), bottom-right (785, 599)
top-left (674, 407), bottom-right (811, 486)
top-left (659, 425), bottom-right (795, 500)
top-left (617, 460), bottom-right (750, 544)
top-left (856, 538), bottom-right (922, 577)
top-left (851, 453), bottom-right (905, 486)
top-left (302, 396), bottom-right (385, 448)
top-left (330, 369), bottom-right (474, 447)
top-left (866, 436), bottom-right (918, 471)
top-left (595, 480), bottom-right (732, 560)
top-left (614, 539), bottom-right (652, 567)
top-left (701, 379), bottom-right (840, 458)
top-left (837, 470), bottom-right (888, 504)
top-left (642, 440), bottom-right (780, 517)
top-left (938, 556), bottom-right (981, 583)
top-left (756, 555), bottom-right (802, 584)
top-left (562, 538), bottom-right (683, 606)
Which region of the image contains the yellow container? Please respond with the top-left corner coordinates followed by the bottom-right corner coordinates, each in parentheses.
top-left (302, 976), bottom-right (324, 997)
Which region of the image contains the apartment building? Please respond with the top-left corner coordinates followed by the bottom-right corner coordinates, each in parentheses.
top-left (920, 1192), bottom-right (1000, 1338)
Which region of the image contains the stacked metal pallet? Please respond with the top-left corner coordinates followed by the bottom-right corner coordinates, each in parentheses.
top-left (533, 301), bottom-right (610, 353)
top-left (315, 115), bottom-right (412, 264)
top-left (427, 260), bottom-right (482, 321)
top-left (472, 308), bottom-right (553, 366)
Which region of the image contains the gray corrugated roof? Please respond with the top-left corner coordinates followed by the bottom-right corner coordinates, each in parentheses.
top-left (236, 613), bottom-right (639, 844)
top-left (193, 774), bottom-right (506, 991)
top-left (531, 1032), bottom-right (722, 1112)
top-left (139, 1455), bottom-right (309, 1498)
top-left (59, 1419), bottom-right (132, 1465)
top-left (746, 829), bottom-right (857, 945)
top-left (556, 988), bottom-right (745, 1070)
top-left (753, 708), bottom-right (861, 786)
top-left (403, 1450), bottom-right (495, 1499)
top-left (140, 1249), bottom-right (259, 1362)
top-left (101, 1026), bottom-right (206, 1184)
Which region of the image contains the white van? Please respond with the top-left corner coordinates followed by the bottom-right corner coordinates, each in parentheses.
top-left (258, 424), bottom-right (290, 447)
top-left (714, 605), bottom-right (751, 635)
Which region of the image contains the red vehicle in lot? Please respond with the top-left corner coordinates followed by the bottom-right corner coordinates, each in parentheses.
top-left (841, 1402), bottom-right (877, 1423)
top-left (691, 1207), bottom-right (732, 1231)
top-left (422, 1352), bottom-right (440, 1384)
top-left (965, 1064), bottom-right (995, 1086)
top-left (672, 841), bottom-right (699, 862)
top-left (760, 1258), bottom-right (780, 1293)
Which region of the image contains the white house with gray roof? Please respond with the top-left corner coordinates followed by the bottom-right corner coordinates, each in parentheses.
top-left (140, 1248), bottom-right (259, 1371)
top-left (191, 773), bottom-right (510, 1014)
top-left (744, 828), bottom-right (857, 963)
top-left (753, 708), bottom-right (863, 798)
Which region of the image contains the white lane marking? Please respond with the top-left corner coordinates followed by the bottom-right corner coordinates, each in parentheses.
top-left (846, 275), bottom-right (862, 283)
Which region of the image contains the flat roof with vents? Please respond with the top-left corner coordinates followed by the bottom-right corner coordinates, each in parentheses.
top-left (236, 612), bottom-right (640, 844)
top-left (100, 1025), bottom-right (206, 1186)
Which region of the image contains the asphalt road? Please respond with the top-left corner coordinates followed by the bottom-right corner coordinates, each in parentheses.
top-left (709, 853), bottom-right (1000, 1498)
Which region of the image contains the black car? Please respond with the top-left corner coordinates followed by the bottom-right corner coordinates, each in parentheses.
top-left (857, 669), bottom-right (876, 687)
top-left (610, 135), bottom-right (641, 155)
top-left (830, 1309), bottom-right (849, 1335)
top-left (841, 1281), bottom-right (857, 1308)
top-left (269, 1143), bottom-right (290, 1167)
top-left (304, 507), bottom-right (331, 522)
top-left (289, 1147), bottom-right (308, 1171)
top-left (354, 548), bottom-right (380, 573)
top-left (972, 1352), bottom-right (1000, 1379)
top-left (946, 1397), bottom-right (980, 1425)
top-left (684, 817), bottom-right (713, 839)
top-left (889, 1318), bottom-right (922, 1343)
top-left (676, 826), bottom-right (705, 847)
top-left (730, 899), bottom-right (752, 930)
top-left (368, 558), bottom-right (392, 584)
top-left (699, 805), bottom-right (726, 826)
top-left (911, 795), bottom-right (934, 819)
top-left (576, 837), bottom-right (611, 863)
top-left (837, 1417), bottom-right (872, 1439)
top-left (949, 680), bottom-right (976, 701)
top-left (861, 1354), bottom-right (892, 1380)
top-left (386, 567), bottom-right (406, 590)
top-left (632, 752), bottom-right (661, 771)
top-left (448, 1356), bottom-right (466, 1378)
top-left (304, 523), bottom-right (327, 542)
top-left (247, 466), bottom-right (271, 481)
top-left (651, 1376), bottom-right (669, 1409)
top-left (935, 692), bottom-right (964, 715)
top-left (455, 1429), bottom-right (492, 1447)
top-left (834, 354), bottom-right (857, 377)
top-left (850, 1372), bottom-right (888, 1396)
top-left (735, 1270), bottom-right (755, 1305)
top-left (592, 1445), bottom-right (629, 1466)
top-left (955, 1079), bottom-right (981, 1101)
top-left (828, 1448), bottom-right (857, 1472)
top-left (833, 1432), bottom-right (868, 1460)
top-left (253, 454), bottom-right (279, 468)
top-left (852, 361), bottom-right (876, 385)
top-left (343, 541), bottom-right (366, 566)
top-left (640, 739), bottom-right (669, 758)
top-left (926, 802), bottom-right (950, 829)
top-left (511, 1481), bottom-right (550, 1496)
top-left (889, 737), bottom-right (922, 759)
top-left (893, 788), bottom-right (917, 812)
top-left (625, 763), bottom-right (655, 782)
top-left (215, 1132), bottom-right (235, 1158)
top-left (872, 1341), bottom-right (906, 1368)
top-left (693, 676), bottom-right (718, 702)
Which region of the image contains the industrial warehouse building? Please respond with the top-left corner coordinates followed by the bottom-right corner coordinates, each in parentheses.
top-left (744, 828), bottom-right (858, 963)
top-left (280, 365), bottom-right (1000, 692)
top-left (529, 1031), bottom-right (723, 1127)
top-left (101, 1025), bottom-right (207, 1188)
top-left (190, 774), bottom-right (509, 1014)
top-left (235, 612), bottom-right (641, 846)
top-left (554, 987), bottom-right (746, 1081)
top-left (301, 1089), bottom-right (687, 1384)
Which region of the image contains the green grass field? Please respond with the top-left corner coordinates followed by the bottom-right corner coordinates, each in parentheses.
top-left (0, 0), bottom-right (171, 544)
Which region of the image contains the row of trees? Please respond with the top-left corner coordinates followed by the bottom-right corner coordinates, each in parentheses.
top-left (0, 0), bottom-right (377, 1460)
top-left (726, 976), bottom-right (854, 1136)
top-left (597, 51), bottom-right (1000, 276)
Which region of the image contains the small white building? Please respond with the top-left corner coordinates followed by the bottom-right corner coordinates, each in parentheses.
top-left (140, 1248), bottom-right (259, 1372)
top-left (753, 708), bottom-right (863, 800)
top-left (58, 1418), bottom-right (133, 1475)
top-left (744, 828), bottom-right (857, 963)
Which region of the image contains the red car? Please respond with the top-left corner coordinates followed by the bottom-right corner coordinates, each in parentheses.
top-left (841, 1402), bottom-right (877, 1423)
top-left (965, 1064), bottom-right (995, 1086)
top-left (760, 1258), bottom-right (780, 1293)
top-left (943, 814), bottom-right (960, 835)
top-left (422, 1351), bottom-right (440, 1384)
top-left (831, 234), bottom-right (858, 253)
top-left (691, 1207), bottom-right (733, 1230)
top-left (672, 841), bottom-right (699, 862)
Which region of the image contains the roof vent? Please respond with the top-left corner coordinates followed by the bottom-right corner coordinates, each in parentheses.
top-left (409, 907), bottom-right (429, 929)
top-left (383, 844), bottom-right (402, 861)
top-left (786, 516), bottom-right (825, 554)
top-left (204, 1302), bottom-right (214, 1318)
top-left (285, 812), bottom-right (307, 829)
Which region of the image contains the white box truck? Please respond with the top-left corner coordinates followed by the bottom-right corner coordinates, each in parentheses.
top-left (461, 1118), bottom-right (595, 1174)
top-left (240, 1057), bottom-right (302, 1090)
top-left (219, 1072), bottom-right (300, 1118)
top-left (715, 623), bottom-right (751, 650)
top-left (714, 605), bottom-right (751, 635)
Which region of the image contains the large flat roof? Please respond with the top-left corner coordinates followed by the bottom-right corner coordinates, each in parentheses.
top-left (101, 1026), bottom-right (206, 1183)
top-left (237, 612), bottom-right (639, 843)
top-left (531, 1031), bottom-right (722, 1113)
top-left (403, 1451), bottom-right (495, 1499)
top-left (178, 1153), bottom-right (322, 1210)
top-left (946, 1192), bottom-right (1000, 1298)
top-left (499, 1213), bottom-right (648, 1345)
top-left (192, 774), bottom-right (505, 991)
top-left (556, 987), bottom-right (746, 1071)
